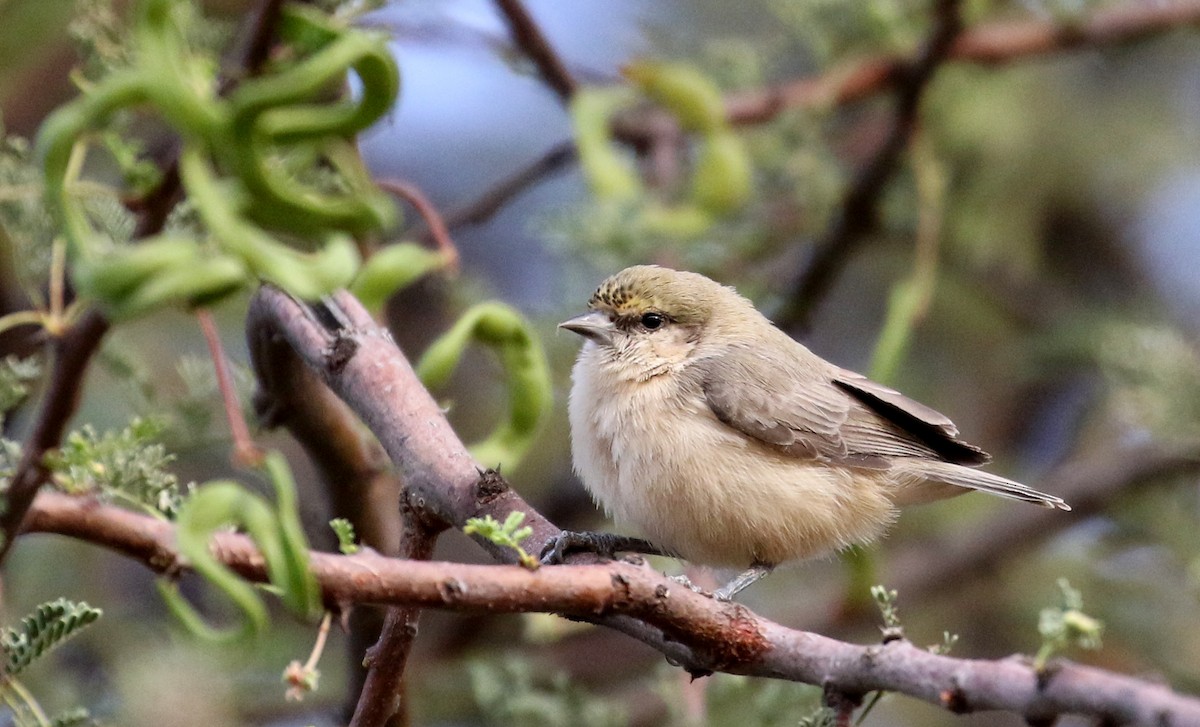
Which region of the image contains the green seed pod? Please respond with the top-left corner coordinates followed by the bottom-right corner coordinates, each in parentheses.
top-left (350, 243), bottom-right (447, 312)
top-left (570, 89), bottom-right (641, 201)
top-left (416, 303), bottom-right (552, 470)
top-left (691, 130), bottom-right (752, 215)
top-left (624, 60), bottom-right (726, 134)
top-left (112, 254), bottom-right (248, 320)
top-left (638, 202), bottom-right (713, 238)
top-left (74, 236), bottom-right (201, 302)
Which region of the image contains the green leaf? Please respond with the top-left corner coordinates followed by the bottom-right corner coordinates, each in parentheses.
top-left (1, 598), bottom-right (102, 676)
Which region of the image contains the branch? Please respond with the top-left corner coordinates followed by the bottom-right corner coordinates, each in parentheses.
top-left (349, 505), bottom-right (438, 727)
top-left (491, 0), bottom-right (578, 102)
top-left (775, 0), bottom-right (963, 332)
top-left (24, 490), bottom-right (1200, 725)
top-left (234, 285), bottom-right (1200, 722)
top-left (247, 285), bottom-right (426, 727)
top-left (720, 0), bottom-right (1200, 126)
top-left (441, 140), bottom-right (578, 231)
top-left (0, 310), bottom-right (108, 563)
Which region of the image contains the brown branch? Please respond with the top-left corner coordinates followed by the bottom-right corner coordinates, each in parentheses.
top-left (24, 490), bottom-right (1200, 725)
top-left (247, 286), bottom-right (417, 724)
top-left (491, 0), bottom-right (578, 102)
top-left (349, 504), bottom-right (437, 727)
top-left (719, 0), bottom-right (1200, 127)
top-left (0, 310), bottom-right (109, 563)
top-left (441, 141), bottom-right (578, 231)
top-left (776, 0), bottom-right (964, 332)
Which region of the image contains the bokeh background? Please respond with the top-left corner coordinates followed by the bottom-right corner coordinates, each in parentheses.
top-left (2, 0), bottom-right (1200, 725)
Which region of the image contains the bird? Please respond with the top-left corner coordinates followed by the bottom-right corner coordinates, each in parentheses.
top-left (551, 265), bottom-right (1070, 600)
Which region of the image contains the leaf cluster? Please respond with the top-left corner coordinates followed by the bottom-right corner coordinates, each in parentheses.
top-left (45, 418), bottom-right (187, 518)
top-left (1, 598), bottom-right (102, 677)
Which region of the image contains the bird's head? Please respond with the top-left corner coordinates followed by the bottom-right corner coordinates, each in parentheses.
top-left (560, 265), bottom-right (755, 379)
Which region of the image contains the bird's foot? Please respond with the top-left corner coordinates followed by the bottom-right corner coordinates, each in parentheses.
top-left (712, 563), bottom-right (775, 602)
top-left (539, 531), bottom-right (673, 565)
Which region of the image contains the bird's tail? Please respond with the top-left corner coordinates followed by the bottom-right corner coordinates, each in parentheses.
top-left (894, 460), bottom-right (1071, 511)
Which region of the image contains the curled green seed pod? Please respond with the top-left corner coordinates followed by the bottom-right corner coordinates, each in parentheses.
top-left (73, 236), bottom-right (201, 302)
top-left (691, 130), bottom-right (752, 215)
top-left (350, 243), bottom-right (448, 312)
top-left (226, 7), bottom-right (400, 235)
top-left (416, 303), bottom-right (552, 470)
top-left (179, 148), bottom-right (360, 300)
top-left (624, 60), bottom-right (726, 134)
top-left (570, 89), bottom-right (641, 201)
top-left (158, 451), bottom-right (319, 643)
top-left (111, 254), bottom-right (248, 320)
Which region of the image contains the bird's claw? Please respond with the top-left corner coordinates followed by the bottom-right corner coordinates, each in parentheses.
top-left (540, 531), bottom-right (673, 565)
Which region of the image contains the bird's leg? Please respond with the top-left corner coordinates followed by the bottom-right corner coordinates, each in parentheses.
top-left (713, 562), bottom-right (774, 601)
top-left (540, 531), bottom-right (674, 565)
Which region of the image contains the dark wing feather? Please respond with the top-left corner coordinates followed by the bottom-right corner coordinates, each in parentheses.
top-left (834, 372), bottom-right (989, 465)
top-left (693, 345), bottom-right (988, 467)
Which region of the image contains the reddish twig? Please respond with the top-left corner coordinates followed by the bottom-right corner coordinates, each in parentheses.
top-left (491, 0), bottom-right (578, 102)
top-left (197, 309), bottom-right (261, 467)
top-left (717, 0), bottom-right (1200, 128)
top-left (375, 179), bottom-right (461, 271)
top-left (24, 490), bottom-right (1200, 725)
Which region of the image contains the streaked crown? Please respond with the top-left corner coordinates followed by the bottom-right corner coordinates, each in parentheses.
top-left (588, 265), bottom-right (743, 325)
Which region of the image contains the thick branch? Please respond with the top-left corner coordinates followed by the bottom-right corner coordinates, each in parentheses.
top-left (24, 491), bottom-right (1200, 725)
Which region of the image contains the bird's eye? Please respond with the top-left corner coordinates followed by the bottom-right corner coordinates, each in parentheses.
top-left (640, 312), bottom-right (665, 330)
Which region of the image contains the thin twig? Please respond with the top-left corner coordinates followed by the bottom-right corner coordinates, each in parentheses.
top-left (491, 0), bottom-right (578, 102)
top-left (375, 179), bottom-right (461, 271)
top-left (441, 141), bottom-right (578, 231)
top-left (776, 0), bottom-right (964, 332)
top-left (0, 310), bottom-right (108, 564)
top-left (197, 309), bottom-right (261, 467)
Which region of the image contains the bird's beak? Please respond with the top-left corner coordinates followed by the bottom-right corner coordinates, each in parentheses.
top-left (559, 311), bottom-right (614, 346)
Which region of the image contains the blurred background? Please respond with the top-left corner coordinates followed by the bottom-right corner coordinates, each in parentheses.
top-left (3, 0), bottom-right (1200, 725)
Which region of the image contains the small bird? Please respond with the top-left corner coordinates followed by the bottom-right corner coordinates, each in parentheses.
top-left (554, 265), bottom-right (1069, 600)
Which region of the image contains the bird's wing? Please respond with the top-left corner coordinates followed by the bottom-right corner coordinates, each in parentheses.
top-left (693, 346), bottom-right (988, 467)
